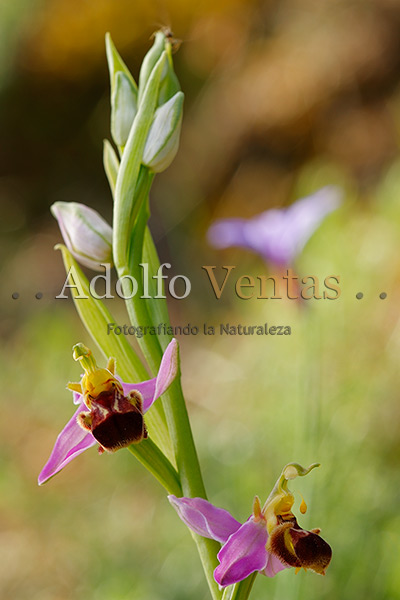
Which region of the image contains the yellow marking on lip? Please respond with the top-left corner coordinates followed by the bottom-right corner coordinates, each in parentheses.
top-left (299, 493), bottom-right (307, 515)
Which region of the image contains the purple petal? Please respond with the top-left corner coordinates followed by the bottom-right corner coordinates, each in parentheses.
top-left (282, 186), bottom-right (342, 260)
top-left (168, 496), bottom-right (241, 543)
top-left (154, 338), bottom-right (179, 399)
top-left (262, 553), bottom-right (289, 577)
top-left (207, 219), bottom-right (250, 250)
top-left (207, 186), bottom-right (341, 267)
top-left (214, 518), bottom-right (269, 587)
top-left (123, 339), bottom-right (179, 413)
top-left (72, 391), bottom-right (82, 405)
top-left (244, 209), bottom-right (290, 265)
top-left (38, 402), bottom-right (97, 485)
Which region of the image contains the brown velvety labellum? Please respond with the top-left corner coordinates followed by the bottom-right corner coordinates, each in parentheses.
top-left (268, 515), bottom-right (332, 575)
top-left (290, 526), bottom-right (332, 574)
top-left (89, 388), bottom-right (147, 451)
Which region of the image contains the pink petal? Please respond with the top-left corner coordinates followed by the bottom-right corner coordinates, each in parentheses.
top-left (214, 519), bottom-right (269, 587)
top-left (72, 391), bottom-right (82, 405)
top-left (168, 495), bottom-right (241, 543)
top-left (262, 553), bottom-right (289, 577)
top-left (123, 339), bottom-right (179, 413)
top-left (122, 379), bottom-right (156, 412)
top-left (38, 402), bottom-right (97, 485)
top-left (154, 338), bottom-right (179, 399)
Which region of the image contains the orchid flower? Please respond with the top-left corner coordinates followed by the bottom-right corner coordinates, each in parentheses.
top-left (207, 186), bottom-right (341, 267)
top-left (38, 339), bottom-right (178, 485)
top-left (169, 463), bottom-right (332, 587)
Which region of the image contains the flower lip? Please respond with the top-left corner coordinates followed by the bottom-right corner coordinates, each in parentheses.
top-left (267, 515), bottom-right (332, 575)
top-left (82, 388), bottom-right (148, 451)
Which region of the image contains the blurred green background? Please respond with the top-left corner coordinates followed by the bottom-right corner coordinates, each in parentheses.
top-left (1, 0), bottom-right (400, 599)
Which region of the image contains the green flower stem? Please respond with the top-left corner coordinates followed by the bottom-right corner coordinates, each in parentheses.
top-left (222, 574), bottom-right (257, 600)
top-left (113, 51), bottom-right (166, 272)
top-left (113, 57), bottom-right (221, 594)
top-left (116, 164), bottom-right (166, 376)
top-left (124, 213), bottom-right (222, 597)
top-left (189, 531), bottom-right (222, 600)
top-left (163, 376), bottom-right (222, 600)
top-left (113, 164), bottom-right (176, 459)
top-left (127, 439), bottom-right (181, 496)
top-left (142, 228), bottom-right (174, 351)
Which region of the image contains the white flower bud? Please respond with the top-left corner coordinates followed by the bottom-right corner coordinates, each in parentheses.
top-left (142, 91), bottom-right (184, 173)
top-left (51, 202), bottom-right (113, 271)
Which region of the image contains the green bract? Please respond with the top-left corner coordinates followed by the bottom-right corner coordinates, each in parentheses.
top-left (111, 71), bottom-right (137, 147)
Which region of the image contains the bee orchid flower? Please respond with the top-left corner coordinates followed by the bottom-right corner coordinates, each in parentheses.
top-left (38, 339), bottom-right (178, 485)
top-left (169, 463), bottom-right (332, 587)
top-left (207, 186), bottom-right (341, 267)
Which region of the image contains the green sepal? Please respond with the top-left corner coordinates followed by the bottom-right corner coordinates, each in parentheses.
top-left (103, 139), bottom-right (119, 198)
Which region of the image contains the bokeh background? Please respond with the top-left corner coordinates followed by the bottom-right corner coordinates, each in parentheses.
top-left (2, 0), bottom-right (400, 598)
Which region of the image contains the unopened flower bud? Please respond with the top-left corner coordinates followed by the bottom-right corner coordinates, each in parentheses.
top-left (138, 31), bottom-right (166, 103)
top-left (142, 91), bottom-right (184, 172)
top-left (105, 33), bottom-right (138, 148)
top-left (157, 41), bottom-right (181, 106)
top-left (51, 202), bottom-right (113, 271)
top-left (138, 30), bottom-right (181, 107)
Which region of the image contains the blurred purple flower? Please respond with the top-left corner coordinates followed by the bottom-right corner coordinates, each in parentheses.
top-left (207, 186), bottom-right (341, 266)
top-left (38, 339), bottom-right (178, 485)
